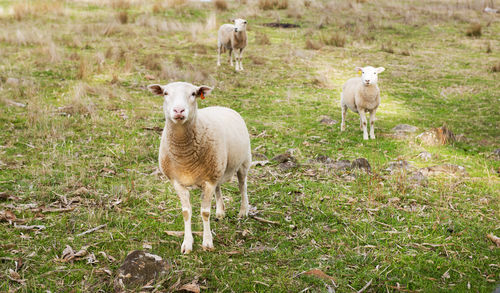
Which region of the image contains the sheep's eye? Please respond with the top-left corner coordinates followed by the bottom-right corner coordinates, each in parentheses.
top-left (244, 21), bottom-right (247, 24)
top-left (191, 92), bottom-right (196, 96)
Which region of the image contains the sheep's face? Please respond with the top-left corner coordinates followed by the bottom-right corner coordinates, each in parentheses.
top-left (233, 18), bottom-right (247, 32)
top-left (147, 82), bottom-right (212, 124)
top-left (355, 66), bottom-right (385, 86)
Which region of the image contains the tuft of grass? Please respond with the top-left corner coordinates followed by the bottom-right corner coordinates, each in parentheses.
top-left (116, 11), bottom-right (128, 24)
top-left (486, 42), bottom-right (492, 53)
top-left (305, 38), bottom-right (322, 50)
top-left (214, 0), bottom-right (228, 11)
top-left (256, 32), bottom-right (271, 45)
top-left (491, 61), bottom-right (500, 72)
top-left (319, 32), bottom-right (346, 47)
top-left (111, 0), bottom-right (130, 10)
top-left (12, 3), bottom-right (30, 21)
top-left (381, 42), bottom-right (395, 54)
top-left (258, 0), bottom-right (288, 10)
top-left (466, 23), bottom-right (482, 37)
top-left (77, 56), bottom-right (91, 80)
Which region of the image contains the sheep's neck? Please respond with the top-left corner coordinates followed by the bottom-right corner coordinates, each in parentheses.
top-left (360, 84), bottom-right (379, 100)
top-left (234, 31), bottom-right (246, 42)
top-left (165, 119), bottom-right (204, 164)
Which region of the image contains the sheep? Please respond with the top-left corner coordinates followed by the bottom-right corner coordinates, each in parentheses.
top-left (340, 66), bottom-right (385, 140)
top-left (217, 18), bottom-right (247, 71)
top-left (147, 82), bottom-right (251, 254)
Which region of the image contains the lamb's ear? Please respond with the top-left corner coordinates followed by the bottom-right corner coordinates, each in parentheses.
top-left (355, 67), bottom-right (363, 74)
top-left (197, 86), bottom-right (213, 99)
top-left (376, 67), bottom-right (385, 73)
top-left (147, 84), bottom-right (165, 96)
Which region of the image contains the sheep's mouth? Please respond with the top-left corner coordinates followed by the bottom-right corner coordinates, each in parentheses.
top-left (173, 115), bottom-right (185, 121)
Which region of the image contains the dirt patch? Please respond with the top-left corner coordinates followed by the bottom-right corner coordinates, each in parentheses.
top-left (263, 22), bottom-right (300, 28)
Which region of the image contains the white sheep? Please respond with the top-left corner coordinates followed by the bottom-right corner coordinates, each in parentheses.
top-left (147, 82), bottom-right (251, 254)
top-left (217, 18), bottom-right (247, 71)
top-left (340, 66), bottom-right (385, 140)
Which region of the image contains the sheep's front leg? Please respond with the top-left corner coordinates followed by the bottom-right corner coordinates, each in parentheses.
top-left (173, 181), bottom-right (193, 254)
top-left (217, 44), bottom-right (221, 67)
top-left (237, 48), bottom-right (244, 71)
top-left (237, 166), bottom-right (249, 218)
top-left (201, 182), bottom-right (216, 250)
top-left (215, 185), bottom-right (225, 219)
top-left (358, 109), bottom-right (369, 140)
top-left (229, 49), bottom-right (233, 66)
top-left (341, 103), bottom-right (347, 131)
top-left (369, 110), bottom-right (376, 139)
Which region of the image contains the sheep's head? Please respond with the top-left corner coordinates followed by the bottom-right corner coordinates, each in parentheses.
top-left (148, 82), bottom-right (212, 124)
top-left (233, 18), bottom-right (247, 32)
top-left (355, 66), bottom-right (385, 86)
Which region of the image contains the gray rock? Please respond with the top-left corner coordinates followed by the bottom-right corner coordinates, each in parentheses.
top-left (392, 124), bottom-right (418, 133)
top-left (329, 160), bottom-right (352, 171)
top-left (114, 250), bottom-right (170, 291)
top-left (252, 152), bottom-right (268, 161)
top-left (409, 171), bottom-right (427, 186)
top-left (351, 158), bottom-right (371, 172)
top-left (419, 164), bottom-right (468, 177)
top-left (385, 160), bottom-right (414, 174)
top-left (492, 148), bottom-right (500, 159)
top-left (417, 151), bottom-right (432, 161)
top-left (319, 116), bottom-right (338, 125)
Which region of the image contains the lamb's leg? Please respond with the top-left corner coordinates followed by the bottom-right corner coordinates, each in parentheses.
top-left (229, 49), bottom-right (233, 66)
top-left (369, 110), bottom-right (376, 139)
top-left (173, 181), bottom-right (193, 254)
top-left (341, 103), bottom-right (347, 131)
top-left (238, 48), bottom-right (244, 71)
top-left (236, 165), bottom-right (249, 218)
top-left (215, 184), bottom-right (225, 219)
top-left (359, 109), bottom-right (369, 140)
top-left (201, 182), bottom-right (216, 251)
top-left (217, 44), bottom-right (221, 67)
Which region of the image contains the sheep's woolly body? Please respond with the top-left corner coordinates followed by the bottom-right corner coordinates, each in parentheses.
top-left (341, 77), bottom-right (380, 113)
top-left (218, 24), bottom-right (247, 50)
top-left (159, 106), bottom-right (251, 188)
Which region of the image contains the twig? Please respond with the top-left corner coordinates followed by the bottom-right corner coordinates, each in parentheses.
top-left (357, 279), bottom-right (372, 293)
top-left (77, 224), bottom-right (107, 237)
top-left (250, 215), bottom-right (279, 225)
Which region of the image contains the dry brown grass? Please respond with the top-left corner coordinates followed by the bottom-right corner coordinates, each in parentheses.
top-left (214, 0), bottom-right (228, 11)
top-left (77, 57), bottom-right (92, 80)
top-left (116, 11), bottom-right (128, 24)
top-left (258, 0), bottom-right (288, 10)
top-left (166, 0), bottom-right (188, 8)
top-left (381, 42), bottom-right (395, 54)
top-left (256, 32), bottom-right (271, 45)
top-left (111, 0), bottom-right (131, 10)
top-left (152, 1), bottom-right (165, 13)
top-left (305, 38), bottom-right (322, 50)
top-left (486, 42), bottom-right (492, 54)
top-left (466, 23), bottom-right (482, 37)
top-left (319, 32), bottom-right (346, 47)
top-left (286, 4), bottom-right (303, 19)
top-left (491, 61), bottom-right (500, 73)
top-left (12, 1), bottom-right (65, 21)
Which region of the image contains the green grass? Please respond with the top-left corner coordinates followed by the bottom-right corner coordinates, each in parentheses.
top-left (1, 0), bottom-right (499, 292)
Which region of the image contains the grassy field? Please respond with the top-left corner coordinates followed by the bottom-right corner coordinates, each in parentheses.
top-left (1, 0), bottom-right (499, 292)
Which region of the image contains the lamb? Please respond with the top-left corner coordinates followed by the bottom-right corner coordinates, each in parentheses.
top-left (217, 18), bottom-right (247, 71)
top-left (147, 82), bottom-right (251, 254)
top-left (340, 66), bottom-right (385, 140)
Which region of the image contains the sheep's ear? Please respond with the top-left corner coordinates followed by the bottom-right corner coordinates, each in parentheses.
top-left (197, 86), bottom-right (213, 99)
top-left (376, 67), bottom-right (385, 73)
top-left (147, 84), bottom-right (165, 96)
top-left (355, 67), bottom-right (363, 74)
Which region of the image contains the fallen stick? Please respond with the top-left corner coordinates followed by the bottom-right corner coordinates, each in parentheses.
top-left (165, 231), bottom-right (203, 237)
top-left (250, 215), bottom-right (279, 225)
top-left (357, 279), bottom-right (372, 293)
top-left (42, 206), bottom-right (76, 213)
top-left (77, 224), bottom-right (107, 237)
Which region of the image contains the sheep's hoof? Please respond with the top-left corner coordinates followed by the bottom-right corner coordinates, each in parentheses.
top-left (181, 243), bottom-right (192, 254)
top-left (238, 210), bottom-right (249, 218)
top-left (215, 210), bottom-right (226, 220)
top-left (202, 241), bottom-right (214, 251)
top-left (370, 135), bottom-right (375, 139)
top-left (340, 125), bottom-right (345, 131)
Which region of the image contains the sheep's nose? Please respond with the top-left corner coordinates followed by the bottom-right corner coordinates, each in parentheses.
top-left (234, 28), bottom-right (238, 32)
top-left (173, 107), bottom-right (185, 114)
top-left (364, 80), bottom-right (370, 84)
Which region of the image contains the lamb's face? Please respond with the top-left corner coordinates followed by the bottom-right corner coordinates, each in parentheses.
top-left (356, 66), bottom-right (385, 86)
top-left (233, 18), bottom-right (247, 32)
top-left (147, 82), bottom-right (212, 125)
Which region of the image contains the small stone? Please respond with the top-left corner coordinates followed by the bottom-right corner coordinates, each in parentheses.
top-left (351, 158), bottom-right (371, 172)
top-left (392, 124), bottom-right (418, 133)
top-left (319, 116), bottom-right (338, 125)
top-left (385, 160), bottom-right (413, 174)
top-left (416, 125), bottom-right (456, 146)
top-left (417, 151), bottom-right (432, 161)
top-left (114, 250), bottom-right (170, 291)
top-left (328, 160), bottom-right (351, 171)
top-left (409, 171), bottom-right (427, 186)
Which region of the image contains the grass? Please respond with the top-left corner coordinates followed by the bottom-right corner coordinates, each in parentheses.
top-left (1, 0), bottom-right (499, 292)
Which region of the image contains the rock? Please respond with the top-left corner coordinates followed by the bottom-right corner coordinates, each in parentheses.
top-left (385, 160), bottom-right (414, 174)
top-left (6, 78), bottom-right (20, 86)
top-left (252, 153), bottom-right (268, 161)
top-left (416, 125), bottom-right (456, 146)
top-left (272, 152), bottom-right (298, 171)
top-left (351, 158), bottom-right (371, 172)
top-left (409, 171), bottom-right (427, 186)
top-left (329, 160), bottom-right (352, 171)
top-left (419, 164), bottom-right (468, 177)
top-left (392, 124), bottom-right (418, 133)
top-left (310, 155), bottom-right (333, 164)
top-left (319, 116), bottom-right (337, 125)
top-left (114, 250), bottom-right (170, 291)
top-left (417, 151), bottom-right (432, 161)
top-left (492, 148), bottom-right (500, 159)
top-left (279, 160), bottom-right (298, 171)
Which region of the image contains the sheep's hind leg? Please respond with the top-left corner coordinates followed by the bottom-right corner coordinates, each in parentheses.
top-left (359, 109), bottom-right (369, 140)
top-left (217, 44), bottom-right (221, 67)
top-left (369, 110), bottom-right (376, 139)
top-left (236, 165), bottom-right (249, 218)
top-left (173, 181), bottom-right (193, 254)
top-left (341, 103), bottom-right (347, 131)
top-left (229, 49), bottom-right (233, 67)
top-left (215, 184), bottom-right (225, 220)
top-left (201, 182), bottom-right (216, 251)
top-left (237, 48), bottom-right (244, 71)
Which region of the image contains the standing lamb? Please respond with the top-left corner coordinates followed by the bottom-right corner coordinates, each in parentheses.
top-left (217, 18), bottom-right (247, 71)
top-left (147, 82), bottom-right (251, 254)
top-left (340, 66), bottom-right (385, 140)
